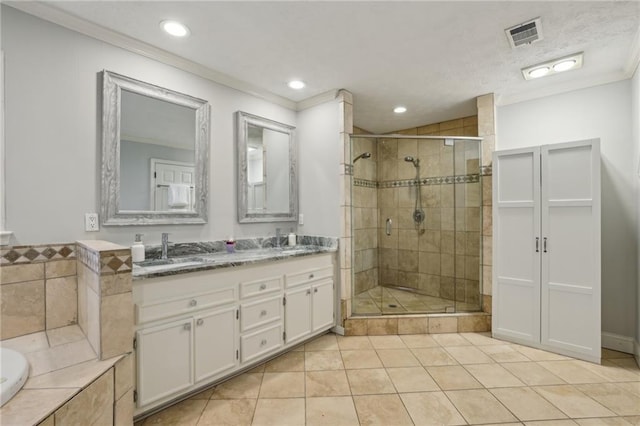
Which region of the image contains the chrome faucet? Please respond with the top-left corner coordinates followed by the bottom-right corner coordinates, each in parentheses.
top-left (275, 228), bottom-right (281, 248)
top-left (161, 233), bottom-right (170, 259)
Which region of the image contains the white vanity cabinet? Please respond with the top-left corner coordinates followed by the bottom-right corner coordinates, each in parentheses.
top-left (284, 264), bottom-right (335, 345)
top-left (133, 252), bottom-right (336, 415)
top-left (134, 282), bottom-right (239, 408)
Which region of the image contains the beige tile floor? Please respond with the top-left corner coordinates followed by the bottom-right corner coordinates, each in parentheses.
top-left (137, 332), bottom-right (640, 426)
top-left (353, 286), bottom-right (480, 315)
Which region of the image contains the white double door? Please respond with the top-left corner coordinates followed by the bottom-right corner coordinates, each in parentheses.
top-left (492, 139), bottom-right (601, 363)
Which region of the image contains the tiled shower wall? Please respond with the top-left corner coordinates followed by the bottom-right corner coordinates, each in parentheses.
top-left (376, 138), bottom-right (482, 306)
top-left (352, 116), bottom-right (483, 307)
top-left (352, 129), bottom-right (378, 295)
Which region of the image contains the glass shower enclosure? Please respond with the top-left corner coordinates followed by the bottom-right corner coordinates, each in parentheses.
top-left (351, 134), bottom-right (483, 315)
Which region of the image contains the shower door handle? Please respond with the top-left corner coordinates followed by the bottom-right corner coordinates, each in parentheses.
top-left (385, 218), bottom-right (392, 236)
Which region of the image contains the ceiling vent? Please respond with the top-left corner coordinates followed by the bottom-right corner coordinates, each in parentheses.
top-left (505, 18), bottom-right (543, 48)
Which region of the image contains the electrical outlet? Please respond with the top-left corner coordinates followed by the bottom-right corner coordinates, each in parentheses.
top-left (85, 213), bottom-right (99, 232)
top-left (298, 213), bottom-right (304, 225)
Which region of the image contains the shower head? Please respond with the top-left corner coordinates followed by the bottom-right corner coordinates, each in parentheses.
top-left (404, 156), bottom-right (420, 167)
top-left (353, 152), bottom-right (372, 163)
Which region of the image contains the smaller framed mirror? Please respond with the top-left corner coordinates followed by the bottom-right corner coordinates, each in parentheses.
top-left (101, 70), bottom-right (210, 225)
top-left (237, 111), bottom-right (297, 223)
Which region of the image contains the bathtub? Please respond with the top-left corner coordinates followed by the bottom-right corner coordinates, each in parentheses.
top-left (0, 347), bottom-right (29, 407)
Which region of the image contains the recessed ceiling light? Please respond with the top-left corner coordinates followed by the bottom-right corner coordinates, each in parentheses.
top-left (522, 52), bottom-right (583, 80)
top-left (393, 106), bottom-right (407, 114)
top-left (288, 80), bottom-right (305, 89)
top-left (553, 59), bottom-right (577, 72)
top-left (161, 20), bottom-right (190, 37)
top-left (529, 67), bottom-right (550, 79)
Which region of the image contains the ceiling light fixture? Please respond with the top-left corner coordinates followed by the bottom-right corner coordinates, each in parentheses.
top-left (393, 106), bottom-right (407, 114)
top-left (161, 20), bottom-right (190, 37)
top-left (522, 52), bottom-right (583, 80)
top-left (288, 80), bottom-right (305, 89)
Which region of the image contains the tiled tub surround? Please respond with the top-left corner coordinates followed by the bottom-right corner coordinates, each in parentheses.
top-left (0, 243), bottom-right (77, 340)
top-left (133, 236), bottom-right (338, 279)
top-left (76, 240), bottom-right (133, 360)
top-left (0, 325), bottom-right (133, 425)
top-left (0, 241), bottom-right (134, 425)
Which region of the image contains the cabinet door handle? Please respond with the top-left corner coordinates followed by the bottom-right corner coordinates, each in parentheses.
top-left (314, 288), bottom-right (318, 293)
top-left (189, 299), bottom-right (197, 307)
top-left (543, 237), bottom-right (548, 253)
top-left (196, 319), bottom-right (204, 326)
top-left (309, 273), bottom-right (314, 279)
top-left (306, 289), bottom-right (311, 295)
top-left (260, 310), bottom-right (267, 316)
top-left (260, 339), bottom-right (267, 346)
top-left (184, 323), bottom-right (191, 331)
top-left (535, 237), bottom-right (539, 253)
top-left (259, 283), bottom-right (267, 290)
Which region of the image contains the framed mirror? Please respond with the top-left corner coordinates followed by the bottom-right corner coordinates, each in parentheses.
top-left (101, 70), bottom-right (210, 225)
top-left (237, 111), bottom-right (297, 223)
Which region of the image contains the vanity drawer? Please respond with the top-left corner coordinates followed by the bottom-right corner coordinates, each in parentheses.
top-left (136, 286), bottom-right (236, 325)
top-left (240, 295), bottom-right (282, 333)
top-left (240, 323), bottom-right (283, 364)
top-left (240, 276), bottom-right (283, 299)
top-left (285, 265), bottom-right (334, 288)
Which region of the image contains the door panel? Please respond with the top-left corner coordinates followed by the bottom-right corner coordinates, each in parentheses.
top-left (492, 148), bottom-right (540, 343)
top-left (312, 280), bottom-right (334, 331)
top-left (194, 307), bottom-right (238, 383)
top-left (285, 286), bottom-right (311, 344)
top-left (541, 140), bottom-right (600, 362)
top-left (137, 319), bottom-right (193, 407)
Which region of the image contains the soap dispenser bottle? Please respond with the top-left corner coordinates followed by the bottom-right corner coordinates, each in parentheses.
top-left (132, 234), bottom-right (145, 263)
top-left (288, 228), bottom-right (297, 247)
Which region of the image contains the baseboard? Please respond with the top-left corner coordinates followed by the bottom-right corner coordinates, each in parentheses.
top-left (602, 332), bottom-right (635, 354)
top-left (331, 325), bottom-right (345, 336)
top-left (635, 339), bottom-right (640, 366)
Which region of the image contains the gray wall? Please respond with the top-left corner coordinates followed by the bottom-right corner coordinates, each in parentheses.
top-left (632, 65), bottom-right (640, 355)
top-left (297, 100), bottom-right (341, 237)
top-left (497, 80), bottom-right (638, 342)
top-left (2, 6), bottom-right (340, 246)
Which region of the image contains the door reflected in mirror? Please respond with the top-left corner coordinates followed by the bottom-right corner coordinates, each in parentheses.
top-left (237, 112), bottom-right (297, 223)
top-left (119, 89), bottom-right (196, 212)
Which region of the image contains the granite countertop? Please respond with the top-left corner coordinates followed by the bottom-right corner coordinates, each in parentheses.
top-left (133, 236), bottom-right (338, 280)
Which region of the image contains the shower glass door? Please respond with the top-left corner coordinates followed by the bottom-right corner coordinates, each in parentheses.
top-left (351, 134), bottom-right (482, 316)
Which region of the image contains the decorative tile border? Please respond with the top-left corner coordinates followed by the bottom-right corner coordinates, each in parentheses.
top-left (354, 173), bottom-right (483, 189)
top-left (77, 244), bottom-right (132, 275)
top-left (0, 244), bottom-right (76, 265)
top-left (353, 178), bottom-right (377, 188)
top-left (481, 165), bottom-right (492, 176)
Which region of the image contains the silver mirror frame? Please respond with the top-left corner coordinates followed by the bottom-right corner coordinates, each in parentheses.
top-left (101, 70), bottom-right (210, 226)
top-left (236, 111), bottom-right (297, 223)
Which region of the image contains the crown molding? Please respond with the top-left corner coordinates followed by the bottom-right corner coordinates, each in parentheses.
top-left (5, 1), bottom-right (297, 111)
top-left (297, 89), bottom-right (341, 111)
top-left (624, 26), bottom-right (640, 79)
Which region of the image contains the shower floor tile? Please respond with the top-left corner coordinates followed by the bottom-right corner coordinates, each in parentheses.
top-left (353, 285), bottom-right (462, 314)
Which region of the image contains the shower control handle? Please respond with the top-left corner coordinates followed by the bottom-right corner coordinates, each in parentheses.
top-left (386, 218), bottom-right (392, 236)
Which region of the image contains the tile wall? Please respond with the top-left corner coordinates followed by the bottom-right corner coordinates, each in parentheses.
top-left (352, 127), bottom-right (378, 296)
top-left (0, 244), bottom-right (77, 339)
top-left (76, 240), bottom-right (133, 360)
